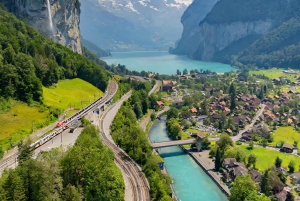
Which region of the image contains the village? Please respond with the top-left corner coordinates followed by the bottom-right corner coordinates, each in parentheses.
top-left (154, 68), bottom-right (300, 200)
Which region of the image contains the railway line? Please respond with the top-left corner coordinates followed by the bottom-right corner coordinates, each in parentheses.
top-left (0, 80), bottom-right (118, 173)
top-left (99, 91), bottom-right (150, 201)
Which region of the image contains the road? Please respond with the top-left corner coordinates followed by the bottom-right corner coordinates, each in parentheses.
top-left (0, 80), bottom-right (118, 174)
top-left (99, 91), bottom-right (150, 201)
top-left (148, 79), bottom-right (160, 96)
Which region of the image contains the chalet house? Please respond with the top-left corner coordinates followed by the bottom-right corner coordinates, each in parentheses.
top-left (252, 123), bottom-right (271, 135)
top-left (249, 169), bottom-right (262, 183)
top-left (223, 107), bottom-right (231, 115)
top-left (241, 131), bottom-right (253, 141)
top-left (211, 114), bottom-right (220, 122)
top-left (273, 78), bottom-right (281, 85)
top-left (162, 80), bottom-right (177, 91)
top-left (222, 158), bottom-right (248, 182)
top-left (281, 143), bottom-right (294, 153)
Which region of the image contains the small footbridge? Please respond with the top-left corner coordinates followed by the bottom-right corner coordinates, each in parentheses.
top-left (151, 133), bottom-right (205, 151)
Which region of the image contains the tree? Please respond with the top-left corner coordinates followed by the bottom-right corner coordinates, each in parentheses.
top-left (176, 69), bottom-right (181, 75)
top-left (275, 157), bottom-right (282, 168)
top-left (133, 102), bottom-right (143, 119)
top-left (215, 148), bottom-right (222, 171)
top-left (260, 170), bottom-right (272, 196)
top-left (62, 184), bottom-right (80, 201)
top-left (248, 141), bottom-right (254, 150)
top-left (216, 135), bottom-right (234, 153)
top-left (17, 140), bottom-right (33, 166)
top-left (247, 154), bottom-right (257, 168)
top-left (183, 68), bottom-right (188, 75)
top-left (288, 160), bottom-right (296, 173)
top-left (2, 170), bottom-right (26, 201)
top-left (167, 108), bottom-right (179, 119)
top-left (229, 83), bottom-right (236, 110)
top-left (229, 174), bottom-right (257, 201)
top-left (245, 191), bottom-right (270, 201)
top-left (293, 140), bottom-right (298, 148)
top-left (150, 113), bottom-right (156, 121)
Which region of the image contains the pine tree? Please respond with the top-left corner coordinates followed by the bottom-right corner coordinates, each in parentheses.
top-left (215, 148), bottom-right (222, 171)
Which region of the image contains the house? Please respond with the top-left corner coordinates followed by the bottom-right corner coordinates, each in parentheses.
top-left (156, 101), bottom-right (164, 107)
top-left (273, 78), bottom-right (281, 85)
top-left (249, 169), bottom-right (262, 183)
top-left (282, 143), bottom-right (294, 153)
top-left (226, 128), bottom-right (232, 134)
top-left (222, 158), bottom-right (248, 182)
top-left (189, 107), bottom-right (197, 113)
top-left (162, 80), bottom-right (177, 91)
top-left (275, 190), bottom-right (287, 201)
top-left (223, 107), bottom-right (231, 115)
top-left (241, 131), bottom-right (253, 141)
top-left (290, 171), bottom-right (300, 184)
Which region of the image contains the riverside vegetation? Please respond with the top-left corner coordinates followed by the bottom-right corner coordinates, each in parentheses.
top-left (111, 78), bottom-right (173, 201)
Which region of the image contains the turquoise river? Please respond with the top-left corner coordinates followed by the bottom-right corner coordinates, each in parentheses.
top-left (103, 51), bottom-right (234, 74)
top-left (149, 117), bottom-right (228, 201)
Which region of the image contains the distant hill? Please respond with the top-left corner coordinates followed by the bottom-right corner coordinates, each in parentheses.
top-left (81, 37), bottom-right (110, 58)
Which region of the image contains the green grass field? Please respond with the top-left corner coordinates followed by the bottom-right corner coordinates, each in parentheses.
top-left (239, 145), bottom-right (300, 171)
top-left (0, 102), bottom-right (49, 149)
top-left (250, 69), bottom-right (299, 82)
top-left (271, 126), bottom-right (300, 147)
top-left (43, 78), bottom-right (103, 110)
top-left (0, 78), bottom-right (103, 151)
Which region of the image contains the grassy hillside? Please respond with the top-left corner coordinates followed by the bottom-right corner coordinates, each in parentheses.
top-left (43, 78), bottom-right (103, 110)
top-left (0, 79), bottom-right (103, 151)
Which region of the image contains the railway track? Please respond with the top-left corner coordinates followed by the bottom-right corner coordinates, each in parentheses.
top-left (99, 91), bottom-right (150, 201)
top-left (0, 80), bottom-right (118, 173)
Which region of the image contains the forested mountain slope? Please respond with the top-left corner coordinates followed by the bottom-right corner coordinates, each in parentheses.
top-left (0, 8), bottom-right (109, 104)
top-left (173, 0), bottom-right (300, 69)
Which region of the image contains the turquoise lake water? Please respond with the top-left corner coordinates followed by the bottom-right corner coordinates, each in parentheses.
top-left (149, 117), bottom-right (228, 201)
top-left (103, 51), bottom-right (235, 75)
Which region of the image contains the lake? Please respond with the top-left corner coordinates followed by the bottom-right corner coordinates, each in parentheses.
top-left (103, 51), bottom-right (235, 75)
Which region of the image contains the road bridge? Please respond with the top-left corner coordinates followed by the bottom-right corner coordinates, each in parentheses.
top-left (151, 139), bottom-right (196, 149)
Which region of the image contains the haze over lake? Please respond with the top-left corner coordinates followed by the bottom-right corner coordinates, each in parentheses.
top-left (103, 51), bottom-right (235, 75)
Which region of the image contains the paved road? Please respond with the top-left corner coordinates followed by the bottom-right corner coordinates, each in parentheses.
top-left (99, 91), bottom-right (150, 201)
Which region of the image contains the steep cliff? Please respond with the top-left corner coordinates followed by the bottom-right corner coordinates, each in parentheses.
top-left (2, 0), bottom-right (82, 54)
top-left (172, 0), bottom-right (300, 66)
top-left (171, 0), bottom-right (218, 56)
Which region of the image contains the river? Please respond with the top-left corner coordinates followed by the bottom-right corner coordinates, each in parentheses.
top-left (103, 51), bottom-right (234, 75)
top-left (149, 117), bottom-right (228, 201)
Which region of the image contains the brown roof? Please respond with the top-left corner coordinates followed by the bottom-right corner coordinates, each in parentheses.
top-left (197, 133), bottom-right (206, 139)
top-left (283, 143), bottom-right (294, 150)
top-left (290, 171), bottom-right (300, 179)
top-left (250, 169), bottom-right (262, 182)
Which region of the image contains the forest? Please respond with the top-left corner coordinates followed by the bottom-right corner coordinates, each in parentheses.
top-left (0, 125), bottom-right (124, 201)
top-left (0, 7), bottom-right (109, 104)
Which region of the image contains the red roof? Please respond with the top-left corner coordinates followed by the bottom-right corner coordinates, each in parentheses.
top-left (189, 107), bottom-right (197, 113)
top-left (156, 101), bottom-right (164, 106)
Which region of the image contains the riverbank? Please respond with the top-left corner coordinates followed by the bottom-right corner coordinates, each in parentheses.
top-left (187, 150), bottom-right (231, 196)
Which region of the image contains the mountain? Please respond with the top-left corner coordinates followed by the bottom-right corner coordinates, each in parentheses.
top-left (172, 0), bottom-right (300, 69)
top-left (81, 37), bottom-right (110, 57)
top-left (80, 0), bottom-right (192, 51)
top-left (0, 0), bottom-right (82, 54)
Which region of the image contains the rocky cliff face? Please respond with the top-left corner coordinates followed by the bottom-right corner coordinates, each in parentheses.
top-left (5, 0), bottom-right (82, 54)
top-left (193, 20), bottom-right (273, 60)
top-left (172, 0), bottom-right (292, 61)
top-left (171, 0), bottom-right (218, 56)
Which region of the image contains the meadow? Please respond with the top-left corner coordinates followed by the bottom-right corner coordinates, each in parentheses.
top-left (249, 68), bottom-right (299, 82)
top-left (0, 79), bottom-right (103, 151)
top-left (43, 78), bottom-right (103, 110)
top-left (239, 145), bottom-right (300, 171)
top-left (271, 126), bottom-right (300, 147)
